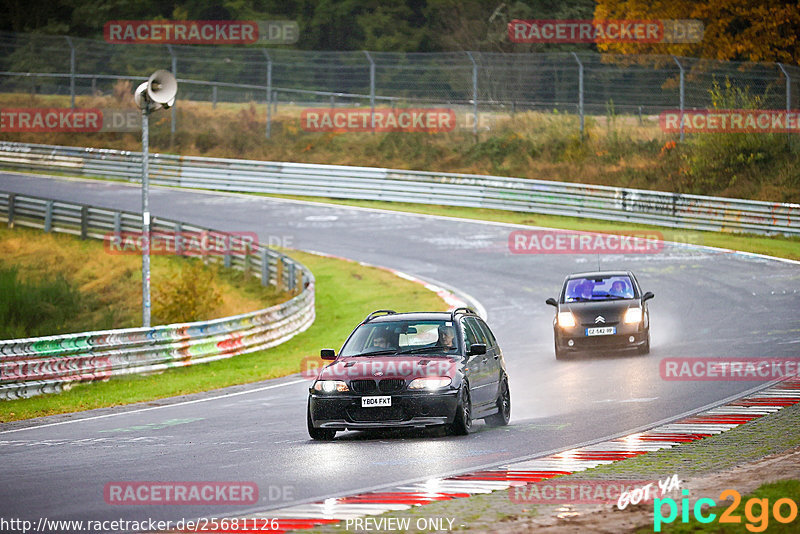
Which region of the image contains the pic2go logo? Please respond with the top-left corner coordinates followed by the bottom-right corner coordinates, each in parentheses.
top-left (654, 489), bottom-right (799, 532)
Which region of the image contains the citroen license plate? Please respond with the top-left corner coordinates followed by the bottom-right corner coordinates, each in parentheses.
top-left (586, 326), bottom-right (616, 336)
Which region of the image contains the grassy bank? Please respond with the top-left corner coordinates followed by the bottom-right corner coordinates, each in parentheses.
top-left (0, 88), bottom-right (797, 203)
top-left (0, 249), bottom-right (448, 422)
top-left (0, 226), bottom-right (287, 338)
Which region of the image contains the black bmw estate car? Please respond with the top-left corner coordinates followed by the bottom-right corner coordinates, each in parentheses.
top-left (307, 308), bottom-right (510, 440)
top-left (546, 271), bottom-right (654, 359)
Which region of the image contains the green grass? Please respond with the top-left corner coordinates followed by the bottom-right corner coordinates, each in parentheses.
top-left (0, 250), bottom-right (447, 422)
top-left (0, 266), bottom-right (83, 338)
top-left (650, 480), bottom-right (800, 533)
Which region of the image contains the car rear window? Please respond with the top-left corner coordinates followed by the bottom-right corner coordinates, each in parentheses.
top-left (563, 275), bottom-right (636, 302)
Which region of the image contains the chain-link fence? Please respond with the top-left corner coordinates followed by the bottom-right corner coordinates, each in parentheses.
top-left (0, 30), bottom-right (798, 138)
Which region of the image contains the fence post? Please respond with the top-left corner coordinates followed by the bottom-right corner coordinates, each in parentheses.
top-left (778, 63), bottom-right (792, 146)
top-left (466, 52), bottom-right (479, 140)
top-left (212, 85), bottom-right (217, 109)
top-left (44, 200), bottom-right (54, 232)
top-left (571, 52), bottom-right (584, 138)
top-left (167, 44), bottom-right (177, 138)
top-left (363, 50), bottom-right (376, 132)
top-left (65, 37), bottom-right (76, 109)
top-left (263, 50), bottom-right (272, 138)
top-left (672, 56), bottom-right (685, 142)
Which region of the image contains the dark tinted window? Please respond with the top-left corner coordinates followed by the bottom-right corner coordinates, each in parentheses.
top-left (475, 319), bottom-right (498, 349)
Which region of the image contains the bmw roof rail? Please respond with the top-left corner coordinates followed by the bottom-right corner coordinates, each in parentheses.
top-left (451, 307), bottom-right (477, 321)
top-left (363, 309), bottom-right (397, 323)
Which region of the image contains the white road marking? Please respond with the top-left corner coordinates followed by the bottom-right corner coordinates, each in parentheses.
top-left (0, 378), bottom-right (306, 435)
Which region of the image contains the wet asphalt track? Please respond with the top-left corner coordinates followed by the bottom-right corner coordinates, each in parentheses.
top-left (1, 172), bottom-right (798, 529)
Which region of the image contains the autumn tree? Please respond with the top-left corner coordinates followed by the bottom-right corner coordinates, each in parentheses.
top-left (594, 0), bottom-right (800, 64)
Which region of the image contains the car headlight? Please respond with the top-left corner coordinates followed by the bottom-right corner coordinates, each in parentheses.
top-left (624, 307), bottom-right (643, 324)
top-left (557, 311), bottom-right (576, 328)
top-left (313, 380), bottom-right (349, 393)
top-left (408, 377), bottom-right (452, 390)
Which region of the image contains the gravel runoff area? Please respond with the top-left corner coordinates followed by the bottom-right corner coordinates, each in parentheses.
top-left (301, 399), bottom-right (800, 534)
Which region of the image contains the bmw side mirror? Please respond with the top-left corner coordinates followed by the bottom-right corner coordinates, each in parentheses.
top-left (642, 291), bottom-right (654, 302)
top-left (320, 349), bottom-right (336, 360)
top-left (545, 298), bottom-right (558, 307)
top-left (469, 344), bottom-right (487, 356)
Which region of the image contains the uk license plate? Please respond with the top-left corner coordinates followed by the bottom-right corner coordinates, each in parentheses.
top-left (362, 396), bottom-right (391, 408)
top-left (586, 326), bottom-right (616, 336)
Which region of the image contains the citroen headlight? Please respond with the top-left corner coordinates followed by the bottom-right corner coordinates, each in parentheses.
top-left (624, 308), bottom-right (643, 324)
top-left (408, 377), bottom-right (452, 390)
top-left (313, 380), bottom-right (349, 393)
top-left (557, 311), bottom-right (576, 328)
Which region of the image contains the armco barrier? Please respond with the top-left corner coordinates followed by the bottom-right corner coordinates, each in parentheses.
top-left (0, 191), bottom-right (315, 400)
top-left (1, 141), bottom-right (798, 236)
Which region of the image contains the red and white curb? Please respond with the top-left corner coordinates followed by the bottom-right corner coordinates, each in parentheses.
top-left (208, 378), bottom-right (800, 533)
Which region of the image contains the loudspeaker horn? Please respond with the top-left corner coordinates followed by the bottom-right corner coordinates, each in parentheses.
top-left (146, 70), bottom-right (177, 109)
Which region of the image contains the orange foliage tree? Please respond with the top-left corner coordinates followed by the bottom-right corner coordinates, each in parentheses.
top-left (594, 0), bottom-right (800, 64)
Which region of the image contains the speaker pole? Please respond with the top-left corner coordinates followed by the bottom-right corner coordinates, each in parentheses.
top-left (141, 105), bottom-right (151, 328)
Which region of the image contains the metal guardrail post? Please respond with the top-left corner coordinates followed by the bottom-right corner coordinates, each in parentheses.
top-left (363, 51), bottom-right (376, 132)
top-left (288, 261), bottom-right (296, 294)
top-left (571, 52), bottom-right (585, 138)
top-left (224, 234), bottom-right (232, 268)
top-left (113, 211), bottom-right (121, 235)
top-left (44, 200), bottom-right (54, 232)
top-left (777, 63), bottom-right (792, 146)
top-left (173, 221), bottom-right (182, 254)
top-left (167, 44), bottom-right (178, 138)
top-left (65, 37), bottom-right (76, 109)
top-left (673, 56), bottom-right (685, 143)
top-left (7, 193), bottom-right (15, 228)
top-left (263, 50), bottom-right (272, 139)
top-left (80, 206), bottom-right (88, 239)
top-left (466, 52), bottom-right (479, 140)
top-left (260, 248), bottom-right (269, 286)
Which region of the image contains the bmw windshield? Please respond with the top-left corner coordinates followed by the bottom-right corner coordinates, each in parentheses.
top-left (339, 320), bottom-right (459, 357)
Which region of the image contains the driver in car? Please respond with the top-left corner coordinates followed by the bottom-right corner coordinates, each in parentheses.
top-left (436, 325), bottom-right (456, 349)
top-left (578, 281), bottom-right (594, 300)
